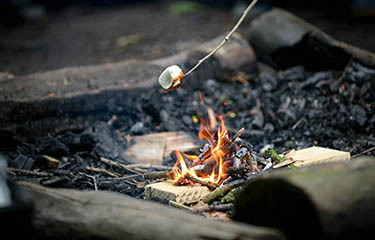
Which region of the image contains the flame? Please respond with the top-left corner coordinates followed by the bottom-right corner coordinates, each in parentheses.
top-left (171, 116), bottom-right (229, 185)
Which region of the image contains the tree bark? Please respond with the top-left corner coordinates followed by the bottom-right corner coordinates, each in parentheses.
top-left (19, 181), bottom-right (284, 240)
top-left (233, 159), bottom-right (375, 240)
top-left (247, 8), bottom-right (375, 70)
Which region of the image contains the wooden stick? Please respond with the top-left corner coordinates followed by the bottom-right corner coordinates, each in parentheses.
top-left (184, 0), bottom-right (258, 77)
top-left (169, 200), bottom-right (193, 211)
top-left (99, 157), bottom-right (142, 174)
top-left (86, 166), bottom-right (121, 178)
top-left (143, 171), bottom-right (169, 180)
top-left (203, 178), bottom-right (250, 204)
top-left (185, 174), bottom-right (218, 190)
top-left (351, 146), bottom-right (375, 159)
top-left (7, 167), bottom-right (53, 177)
top-left (231, 128), bottom-right (245, 142)
top-left (124, 164), bottom-right (172, 171)
top-left (194, 203), bottom-right (234, 213)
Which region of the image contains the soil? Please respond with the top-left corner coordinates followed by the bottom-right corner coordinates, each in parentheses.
top-left (0, 0), bottom-right (374, 75)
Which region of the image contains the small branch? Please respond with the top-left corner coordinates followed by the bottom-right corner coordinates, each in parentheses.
top-left (124, 164), bottom-right (172, 171)
top-left (106, 171), bottom-right (169, 181)
top-left (291, 116), bottom-right (305, 130)
top-left (203, 178), bottom-right (250, 204)
top-left (7, 168), bottom-right (53, 177)
top-left (169, 200), bottom-right (193, 211)
top-left (193, 203), bottom-right (234, 213)
top-left (86, 166), bottom-right (121, 178)
top-left (185, 174), bottom-right (218, 191)
top-left (143, 171), bottom-right (169, 180)
top-left (81, 173), bottom-right (97, 191)
top-left (273, 159), bottom-right (296, 169)
top-left (99, 157), bottom-right (142, 174)
top-left (351, 146), bottom-right (375, 159)
top-left (184, 0), bottom-right (258, 77)
top-left (231, 128), bottom-right (245, 142)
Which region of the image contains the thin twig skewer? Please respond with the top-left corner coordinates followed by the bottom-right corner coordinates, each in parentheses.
top-left (7, 167), bottom-right (53, 177)
top-left (86, 166), bottom-right (121, 178)
top-left (184, 0), bottom-right (258, 77)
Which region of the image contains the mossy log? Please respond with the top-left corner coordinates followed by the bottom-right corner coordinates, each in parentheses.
top-left (233, 159), bottom-right (375, 240)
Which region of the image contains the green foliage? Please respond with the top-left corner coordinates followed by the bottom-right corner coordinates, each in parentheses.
top-left (168, 1), bottom-right (202, 15)
top-left (265, 149), bottom-right (296, 168)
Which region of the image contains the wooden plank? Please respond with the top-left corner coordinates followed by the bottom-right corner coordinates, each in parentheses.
top-left (144, 180), bottom-right (210, 204)
top-left (122, 131), bottom-right (198, 165)
top-left (284, 146), bottom-right (350, 167)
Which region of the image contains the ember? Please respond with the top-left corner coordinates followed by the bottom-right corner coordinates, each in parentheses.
top-left (170, 115), bottom-right (259, 186)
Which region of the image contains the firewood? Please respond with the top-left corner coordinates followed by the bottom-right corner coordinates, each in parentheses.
top-left (42, 155), bottom-right (59, 169)
top-left (7, 168), bottom-right (53, 177)
top-left (123, 131), bottom-right (198, 165)
top-left (19, 182), bottom-right (285, 240)
top-left (233, 159), bottom-right (375, 240)
top-left (284, 146), bottom-right (350, 167)
top-left (247, 8), bottom-right (375, 69)
top-left (145, 180), bottom-right (211, 204)
top-left (203, 178), bottom-right (249, 204)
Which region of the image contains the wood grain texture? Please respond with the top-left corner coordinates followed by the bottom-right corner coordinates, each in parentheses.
top-left (19, 182), bottom-right (284, 240)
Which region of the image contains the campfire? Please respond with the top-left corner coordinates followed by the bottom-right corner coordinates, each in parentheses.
top-left (170, 116), bottom-right (258, 186)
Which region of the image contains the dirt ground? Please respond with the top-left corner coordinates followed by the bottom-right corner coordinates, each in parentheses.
top-left (0, 0), bottom-right (374, 75)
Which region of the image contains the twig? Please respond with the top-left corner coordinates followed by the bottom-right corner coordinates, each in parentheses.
top-left (124, 164), bottom-right (172, 171)
top-left (231, 128), bottom-right (245, 142)
top-left (99, 157), bottom-right (142, 174)
top-left (273, 159), bottom-right (296, 169)
top-left (106, 171), bottom-right (169, 181)
top-left (185, 174), bottom-right (218, 190)
top-left (81, 173), bottom-right (98, 191)
top-left (184, 0), bottom-right (258, 77)
top-left (7, 168), bottom-right (53, 177)
top-left (351, 146), bottom-right (375, 159)
top-left (86, 166), bottom-right (121, 178)
top-left (169, 200), bottom-right (193, 211)
top-left (203, 178), bottom-right (249, 204)
top-left (143, 171), bottom-right (169, 180)
top-left (292, 116), bottom-right (305, 130)
top-left (193, 203), bottom-right (234, 213)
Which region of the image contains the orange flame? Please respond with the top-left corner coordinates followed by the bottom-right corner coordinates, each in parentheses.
top-left (171, 116), bottom-right (229, 185)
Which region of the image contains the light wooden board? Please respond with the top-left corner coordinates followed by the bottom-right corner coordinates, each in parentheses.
top-left (284, 146), bottom-right (350, 167)
top-left (122, 131), bottom-right (198, 165)
top-left (144, 180), bottom-right (210, 204)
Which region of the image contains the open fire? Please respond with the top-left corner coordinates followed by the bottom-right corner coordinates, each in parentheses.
top-left (170, 115), bottom-right (259, 186)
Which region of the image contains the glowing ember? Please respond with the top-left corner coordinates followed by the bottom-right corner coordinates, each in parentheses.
top-left (170, 116), bottom-right (231, 185)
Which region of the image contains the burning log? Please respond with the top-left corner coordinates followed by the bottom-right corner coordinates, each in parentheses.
top-left (233, 159), bottom-right (375, 240)
top-left (169, 117), bottom-right (260, 187)
top-left (19, 182), bottom-right (285, 240)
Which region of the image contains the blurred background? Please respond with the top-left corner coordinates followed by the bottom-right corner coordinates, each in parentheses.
top-left (0, 0), bottom-right (374, 75)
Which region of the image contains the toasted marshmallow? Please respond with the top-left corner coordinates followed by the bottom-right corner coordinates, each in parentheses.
top-left (158, 65), bottom-right (184, 90)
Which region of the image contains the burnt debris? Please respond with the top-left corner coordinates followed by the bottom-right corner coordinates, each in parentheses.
top-left (1, 59), bottom-right (374, 199)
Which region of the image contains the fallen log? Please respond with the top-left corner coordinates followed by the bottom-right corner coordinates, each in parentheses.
top-left (248, 8), bottom-right (375, 69)
top-left (0, 34), bottom-right (255, 142)
top-left (233, 158), bottom-right (375, 240)
top-left (19, 182), bottom-right (284, 240)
